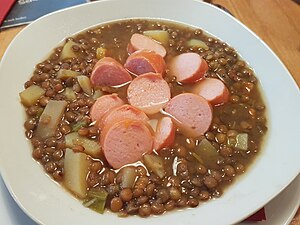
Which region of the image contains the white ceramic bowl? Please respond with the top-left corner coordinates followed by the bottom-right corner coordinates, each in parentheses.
top-left (0, 0), bottom-right (299, 224)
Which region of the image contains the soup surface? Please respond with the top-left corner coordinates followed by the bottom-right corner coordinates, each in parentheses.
top-left (20, 19), bottom-right (267, 217)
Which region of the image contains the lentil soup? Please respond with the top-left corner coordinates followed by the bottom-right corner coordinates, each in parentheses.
top-left (20, 19), bottom-right (267, 217)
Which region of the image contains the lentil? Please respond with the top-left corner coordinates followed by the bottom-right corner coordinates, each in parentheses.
top-left (110, 197), bottom-right (123, 212)
top-left (150, 202), bottom-right (165, 215)
top-left (21, 19), bottom-right (267, 218)
top-left (204, 176), bottom-right (218, 189)
top-left (120, 188), bottom-right (133, 202)
top-left (138, 204), bottom-right (151, 217)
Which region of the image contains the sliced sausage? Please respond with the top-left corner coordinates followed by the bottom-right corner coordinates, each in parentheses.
top-left (128, 33), bottom-right (167, 58)
top-left (124, 50), bottom-right (166, 76)
top-left (101, 119), bottom-right (154, 169)
top-left (90, 94), bottom-right (124, 123)
top-left (127, 73), bottom-right (171, 115)
top-left (98, 104), bottom-right (149, 130)
top-left (153, 117), bottom-right (175, 150)
top-left (192, 78), bottom-right (229, 105)
top-left (164, 93), bottom-right (213, 138)
top-left (168, 52), bottom-right (208, 83)
top-left (90, 57), bottom-right (132, 87)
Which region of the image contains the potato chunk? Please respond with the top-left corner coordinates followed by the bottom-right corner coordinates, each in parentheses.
top-left (19, 85), bottom-right (45, 107)
top-left (194, 138), bottom-right (222, 169)
top-left (143, 30), bottom-right (169, 46)
top-left (62, 87), bottom-right (76, 101)
top-left (35, 100), bottom-right (67, 139)
top-left (57, 69), bottom-right (81, 80)
top-left (186, 39), bottom-right (209, 50)
top-left (77, 75), bottom-right (93, 95)
top-left (235, 133), bottom-right (248, 151)
top-left (118, 166), bottom-right (137, 188)
top-left (60, 40), bottom-right (78, 59)
top-left (65, 132), bottom-right (101, 158)
top-left (64, 148), bottom-right (89, 199)
top-left (96, 47), bottom-right (107, 59)
top-left (143, 154), bottom-right (166, 178)
top-left (92, 90), bottom-right (103, 99)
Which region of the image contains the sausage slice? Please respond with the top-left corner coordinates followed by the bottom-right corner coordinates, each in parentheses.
top-left (128, 33), bottom-right (167, 58)
top-left (169, 52), bottom-right (208, 83)
top-left (101, 119), bottom-right (154, 169)
top-left (124, 50), bottom-right (166, 76)
top-left (98, 104), bottom-right (149, 130)
top-left (193, 78), bottom-right (230, 105)
top-left (164, 93), bottom-right (212, 137)
top-left (90, 94), bottom-right (124, 123)
top-left (153, 117), bottom-right (175, 150)
top-left (90, 57), bottom-right (132, 87)
top-left (127, 73), bottom-right (171, 115)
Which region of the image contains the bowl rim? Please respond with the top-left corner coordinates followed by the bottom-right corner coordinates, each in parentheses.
top-left (0, 0), bottom-right (299, 225)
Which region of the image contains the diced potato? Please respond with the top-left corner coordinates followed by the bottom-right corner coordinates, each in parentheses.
top-left (62, 87), bottom-right (76, 101)
top-left (60, 40), bottom-right (78, 59)
top-left (92, 90), bottom-right (103, 99)
top-left (143, 30), bottom-right (169, 46)
top-left (65, 132), bottom-right (101, 158)
top-left (235, 133), bottom-right (248, 151)
top-left (77, 75), bottom-right (93, 95)
top-left (96, 47), bottom-right (107, 59)
top-left (186, 39), bottom-right (209, 50)
top-left (64, 148), bottom-right (89, 199)
top-left (35, 100), bottom-right (67, 139)
top-left (19, 85), bottom-right (45, 107)
top-left (194, 138), bottom-right (222, 169)
top-left (143, 154), bottom-right (165, 178)
top-left (57, 69), bottom-right (81, 80)
top-left (118, 166), bottom-right (137, 188)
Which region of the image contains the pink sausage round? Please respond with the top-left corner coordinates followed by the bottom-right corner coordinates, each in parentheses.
top-left (101, 119), bottom-right (154, 169)
top-left (90, 57), bottom-right (132, 87)
top-left (153, 117), bottom-right (175, 151)
top-left (124, 50), bottom-right (166, 76)
top-left (128, 33), bottom-right (167, 58)
top-left (169, 52), bottom-right (208, 83)
top-left (127, 73), bottom-right (171, 115)
top-left (164, 93), bottom-right (213, 137)
top-left (193, 78), bottom-right (230, 105)
top-left (90, 94), bottom-right (124, 123)
top-left (98, 104), bottom-right (149, 130)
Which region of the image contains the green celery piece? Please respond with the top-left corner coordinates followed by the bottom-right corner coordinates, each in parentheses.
top-left (192, 152), bottom-right (204, 164)
top-left (72, 120), bottom-right (87, 132)
top-left (83, 197), bottom-right (97, 207)
top-left (83, 189), bottom-right (108, 214)
top-left (87, 189), bottom-right (108, 200)
top-left (89, 199), bottom-right (106, 214)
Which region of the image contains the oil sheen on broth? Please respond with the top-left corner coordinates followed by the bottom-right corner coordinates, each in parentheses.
top-left (20, 19), bottom-right (267, 217)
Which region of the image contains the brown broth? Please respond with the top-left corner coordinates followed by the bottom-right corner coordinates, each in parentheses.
top-left (22, 19), bottom-right (267, 217)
